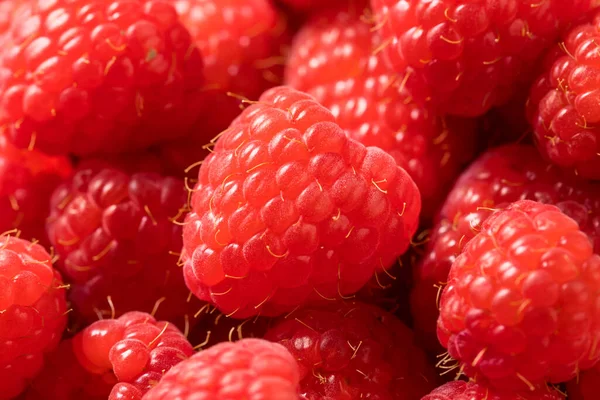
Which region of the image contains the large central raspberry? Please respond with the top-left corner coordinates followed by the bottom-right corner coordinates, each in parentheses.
top-left (182, 86), bottom-right (421, 318)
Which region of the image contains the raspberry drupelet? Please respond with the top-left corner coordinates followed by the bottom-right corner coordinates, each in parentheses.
top-left (46, 165), bottom-right (197, 327)
top-left (0, 0), bottom-right (205, 156)
top-left (285, 3), bottom-right (477, 218)
top-left (437, 200), bottom-right (600, 390)
top-left (0, 235), bottom-right (68, 399)
top-left (528, 9), bottom-right (600, 179)
top-left (567, 362), bottom-right (600, 400)
top-left (182, 85), bottom-right (421, 318)
top-left (422, 381), bottom-right (565, 400)
top-left (371, 0), bottom-right (594, 117)
top-left (411, 144), bottom-right (600, 353)
top-left (143, 338), bottom-right (300, 400)
top-left (0, 134), bottom-right (71, 247)
top-left (264, 300), bottom-right (436, 399)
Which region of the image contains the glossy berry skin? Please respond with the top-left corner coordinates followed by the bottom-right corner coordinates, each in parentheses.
top-left (182, 86), bottom-right (421, 318)
top-left (144, 338), bottom-right (300, 400)
top-left (422, 381), bottom-right (565, 400)
top-left (285, 4), bottom-right (477, 218)
top-left (528, 10), bottom-right (600, 179)
top-left (411, 144), bottom-right (600, 353)
top-left (0, 235), bottom-right (67, 399)
top-left (437, 200), bottom-right (600, 390)
top-left (371, 0), bottom-right (594, 117)
top-left (0, 0), bottom-right (205, 156)
top-left (46, 166), bottom-right (195, 326)
top-left (0, 134), bottom-right (71, 247)
top-left (265, 300), bottom-right (436, 399)
top-left (567, 363), bottom-right (600, 400)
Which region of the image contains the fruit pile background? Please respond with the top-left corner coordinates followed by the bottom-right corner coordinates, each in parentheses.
top-left (2, 0), bottom-right (600, 399)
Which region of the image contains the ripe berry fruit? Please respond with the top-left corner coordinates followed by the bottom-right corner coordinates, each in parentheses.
top-left (143, 338), bottom-right (300, 400)
top-left (371, 0), bottom-right (594, 117)
top-left (437, 200), bottom-right (600, 390)
top-left (567, 363), bottom-right (600, 400)
top-left (182, 86), bottom-right (421, 318)
top-left (528, 9), bottom-right (600, 179)
top-left (46, 165), bottom-right (196, 326)
top-left (0, 0), bottom-right (205, 156)
top-left (0, 235), bottom-right (68, 399)
top-left (422, 381), bottom-right (565, 400)
top-left (265, 300), bottom-right (436, 399)
top-left (285, 4), bottom-right (477, 218)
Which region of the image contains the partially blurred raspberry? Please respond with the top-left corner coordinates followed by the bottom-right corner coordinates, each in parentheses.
top-left (0, 0), bottom-right (205, 156)
top-left (422, 381), bottom-right (565, 400)
top-left (0, 235), bottom-right (68, 399)
top-left (265, 300), bottom-right (436, 399)
top-left (182, 86), bottom-right (421, 318)
top-left (46, 165), bottom-right (198, 327)
top-left (371, 0), bottom-right (594, 117)
top-left (285, 4), bottom-right (477, 218)
top-left (567, 362), bottom-right (600, 400)
top-left (144, 338), bottom-right (300, 400)
top-left (437, 200), bottom-right (600, 390)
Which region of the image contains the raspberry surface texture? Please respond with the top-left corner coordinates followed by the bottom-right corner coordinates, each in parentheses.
top-left (567, 362), bottom-right (600, 400)
top-left (528, 9), bottom-right (600, 179)
top-left (412, 144), bottom-right (600, 352)
top-left (0, 133), bottom-right (71, 246)
top-left (143, 338), bottom-right (300, 400)
top-left (46, 165), bottom-right (195, 326)
top-left (264, 300), bottom-right (436, 399)
top-left (437, 200), bottom-right (600, 390)
top-left (371, 0), bottom-right (594, 117)
top-left (0, 0), bottom-right (205, 156)
top-left (285, 4), bottom-right (477, 218)
top-left (182, 85), bottom-right (421, 318)
top-left (0, 235), bottom-right (68, 399)
top-left (421, 381), bottom-right (565, 400)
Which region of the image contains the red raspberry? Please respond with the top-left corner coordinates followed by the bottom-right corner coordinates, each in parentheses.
top-left (46, 166), bottom-right (198, 327)
top-left (182, 86), bottom-right (421, 318)
top-left (285, 4), bottom-right (477, 218)
top-left (567, 363), bottom-right (600, 400)
top-left (143, 338), bottom-right (300, 400)
top-left (437, 200), bottom-right (600, 390)
top-left (0, 133), bottom-right (71, 247)
top-left (0, 235), bottom-right (67, 399)
top-left (264, 300), bottom-right (436, 399)
top-left (422, 381), bottom-right (565, 400)
top-left (0, 0), bottom-right (205, 156)
top-left (277, 0), bottom-right (349, 14)
top-left (528, 9), bottom-right (600, 179)
top-left (412, 144), bottom-right (600, 353)
top-left (371, 0), bottom-right (593, 117)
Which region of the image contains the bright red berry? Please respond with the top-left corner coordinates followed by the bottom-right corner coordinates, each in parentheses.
top-left (412, 144), bottom-right (600, 353)
top-left (0, 235), bottom-right (68, 399)
top-left (46, 165), bottom-right (197, 327)
top-left (0, 0), bottom-right (205, 156)
top-left (567, 362), bottom-right (600, 400)
top-left (528, 9), bottom-right (600, 179)
top-left (0, 133), bottom-right (71, 246)
top-left (422, 381), bottom-right (565, 400)
top-left (265, 300), bottom-right (436, 399)
top-left (437, 200), bottom-right (600, 390)
top-left (277, 0), bottom-right (349, 14)
top-left (182, 85), bottom-right (421, 318)
top-left (144, 338), bottom-right (300, 400)
top-left (285, 4), bottom-right (477, 218)
top-left (371, 0), bottom-right (594, 117)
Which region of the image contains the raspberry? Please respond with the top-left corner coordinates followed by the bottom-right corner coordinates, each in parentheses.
top-left (264, 300), bottom-right (436, 399)
top-left (0, 235), bottom-right (67, 399)
top-left (0, 133), bottom-right (71, 247)
top-left (437, 200), bottom-right (600, 390)
top-left (285, 4), bottom-right (477, 218)
top-left (143, 338), bottom-right (300, 400)
top-left (528, 9), bottom-right (600, 179)
top-left (567, 363), bottom-right (600, 400)
top-left (277, 0), bottom-right (349, 14)
top-left (422, 381), bottom-right (565, 400)
top-left (0, 0), bottom-right (205, 156)
top-left (411, 144), bottom-right (600, 353)
top-left (371, 0), bottom-right (594, 117)
top-left (182, 86), bottom-right (421, 318)
top-left (46, 165), bottom-right (198, 327)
